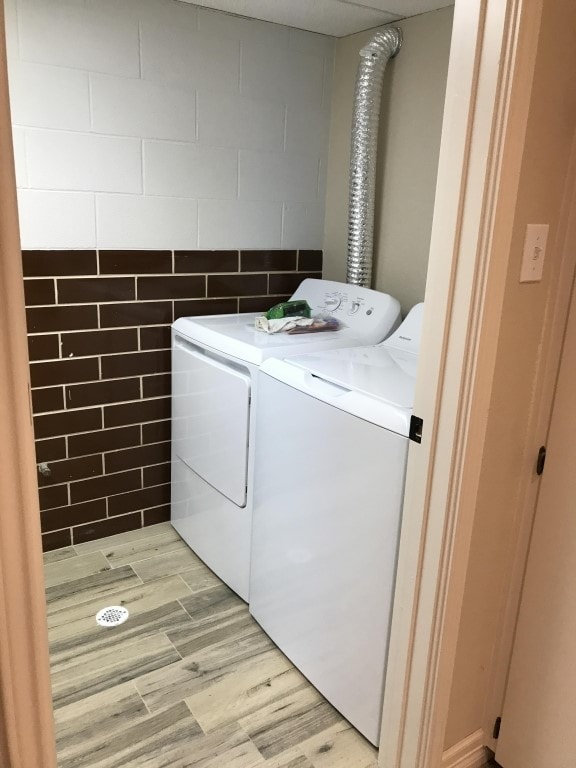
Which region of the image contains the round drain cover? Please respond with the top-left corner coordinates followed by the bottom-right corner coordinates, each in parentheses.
top-left (96, 606), bottom-right (129, 627)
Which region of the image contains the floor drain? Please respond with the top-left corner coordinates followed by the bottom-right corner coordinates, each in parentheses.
top-left (96, 606), bottom-right (129, 627)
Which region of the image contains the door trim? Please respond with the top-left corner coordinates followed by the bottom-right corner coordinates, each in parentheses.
top-left (492, 145), bottom-right (576, 761)
top-left (441, 729), bottom-right (488, 768)
top-left (0, 5), bottom-right (57, 766)
top-left (482, 129), bottom-right (576, 747)
top-left (378, 0), bottom-right (541, 765)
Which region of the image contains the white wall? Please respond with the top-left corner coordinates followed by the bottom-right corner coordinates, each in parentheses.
top-left (5, 0), bottom-right (334, 250)
top-left (323, 8), bottom-right (453, 314)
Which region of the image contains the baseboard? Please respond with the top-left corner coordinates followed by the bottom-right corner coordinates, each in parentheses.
top-left (442, 729), bottom-right (489, 768)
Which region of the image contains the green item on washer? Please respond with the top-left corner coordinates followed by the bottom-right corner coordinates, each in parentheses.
top-left (266, 300), bottom-right (312, 320)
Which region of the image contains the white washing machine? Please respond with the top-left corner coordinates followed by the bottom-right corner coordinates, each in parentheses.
top-left (249, 303), bottom-right (423, 744)
top-left (170, 279), bottom-right (401, 601)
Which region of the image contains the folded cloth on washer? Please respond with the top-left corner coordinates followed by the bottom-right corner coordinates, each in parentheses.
top-left (255, 315), bottom-right (314, 334)
top-left (288, 317), bottom-right (340, 334)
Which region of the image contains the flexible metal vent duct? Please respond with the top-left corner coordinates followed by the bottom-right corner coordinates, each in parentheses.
top-left (346, 28), bottom-right (402, 287)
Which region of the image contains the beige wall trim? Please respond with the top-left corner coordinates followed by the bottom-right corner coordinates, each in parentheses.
top-left (0, 4), bottom-right (57, 767)
top-left (441, 730), bottom-right (488, 768)
top-left (481, 129), bottom-right (576, 747)
top-left (378, 0), bottom-right (532, 765)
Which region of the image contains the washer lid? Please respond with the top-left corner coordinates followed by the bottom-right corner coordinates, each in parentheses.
top-left (173, 313), bottom-right (366, 365)
top-left (381, 302), bottom-right (424, 354)
top-left (172, 279), bottom-right (402, 365)
top-left (287, 344), bottom-right (418, 409)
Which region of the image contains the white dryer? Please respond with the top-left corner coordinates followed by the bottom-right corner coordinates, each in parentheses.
top-left (249, 303), bottom-right (423, 744)
top-left (170, 279), bottom-right (401, 601)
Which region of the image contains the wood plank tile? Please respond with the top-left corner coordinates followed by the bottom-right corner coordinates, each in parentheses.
top-left (264, 755), bottom-right (313, 768)
top-left (168, 609), bottom-right (259, 660)
top-left (60, 701), bottom-right (201, 768)
top-left (131, 543), bottom-right (205, 582)
top-left (103, 530), bottom-right (187, 568)
top-left (51, 633), bottom-right (180, 709)
top-left (54, 681), bottom-right (148, 759)
top-left (186, 651), bottom-right (304, 734)
top-left (45, 565), bottom-right (141, 618)
top-left (178, 584), bottom-right (247, 630)
top-left (299, 722), bottom-right (378, 768)
top-left (44, 550), bottom-right (110, 588)
top-left (50, 600), bottom-right (195, 671)
top-left (136, 629), bottom-right (275, 713)
top-left (43, 546), bottom-right (77, 565)
top-left (48, 574), bottom-right (193, 633)
top-left (136, 723), bottom-right (265, 768)
top-left (43, 521), bottom-right (379, 768)
top-left (180, 562), bottom-right (222, 593)
top-left (238, 688), bottom-right (343, 760)
top-left (74, 521), bottom-right (176, 554)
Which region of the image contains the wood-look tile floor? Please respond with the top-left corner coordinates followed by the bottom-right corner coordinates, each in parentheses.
top-left (45, 522), bottom-right (379, 768)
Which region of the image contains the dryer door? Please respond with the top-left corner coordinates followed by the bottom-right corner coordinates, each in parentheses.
top-left (172, 335), bottom-right (250, 507)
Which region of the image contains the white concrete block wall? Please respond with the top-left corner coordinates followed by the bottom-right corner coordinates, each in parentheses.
top-left (6, 0), bottom-right (334, 250)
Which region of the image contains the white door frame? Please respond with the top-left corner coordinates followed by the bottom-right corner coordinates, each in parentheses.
top-left (379, 0), bottom-right (546, 765)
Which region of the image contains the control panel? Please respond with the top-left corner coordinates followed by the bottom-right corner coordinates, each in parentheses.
top-left (319, 290), bottom-right (368, 316)
top-left (291, 278), bottom-right (401, 345)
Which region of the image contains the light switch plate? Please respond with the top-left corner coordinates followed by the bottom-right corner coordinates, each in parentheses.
top-left (520, 223), bottom-right (549, 283)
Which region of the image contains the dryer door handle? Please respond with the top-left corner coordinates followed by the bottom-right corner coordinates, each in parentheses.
top-left (173, 335), bottom-right (249, 380)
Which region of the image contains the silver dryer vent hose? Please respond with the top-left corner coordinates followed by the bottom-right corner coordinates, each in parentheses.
top-left (346, 28), bottom-right (402, 287)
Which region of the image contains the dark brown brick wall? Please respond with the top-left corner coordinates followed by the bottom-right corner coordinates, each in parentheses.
top-left (24, 249), bottom-right (322, 551)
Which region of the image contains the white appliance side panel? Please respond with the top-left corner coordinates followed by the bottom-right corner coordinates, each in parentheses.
top-left (171, 456), bottom-right (251, 601)
top-left (172, 334), bottom-right (250, 507)
top-left (249, 374), bottom-right (408, 744)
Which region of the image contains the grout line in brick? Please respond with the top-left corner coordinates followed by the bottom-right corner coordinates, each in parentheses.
top-left (280, 203), bottom-right (286, 251)
top-left (87, 73), bottom-right (94, 129)
top-left (92, 194), bottom-right (97, 249)
top-left (236, 150), bottom-right (240, 199)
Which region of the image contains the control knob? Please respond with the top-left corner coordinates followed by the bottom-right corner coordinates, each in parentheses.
top-left (324, 294), bottom-right (342, 311)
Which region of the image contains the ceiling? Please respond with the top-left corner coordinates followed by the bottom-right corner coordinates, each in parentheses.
top-left (179, 0), bottom-right (455, 37)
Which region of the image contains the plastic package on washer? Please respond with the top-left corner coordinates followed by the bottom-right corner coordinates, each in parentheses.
top-left (255, 316), bottom-right (314, 334)
top-left (255, 315), bottom-right (341, 335)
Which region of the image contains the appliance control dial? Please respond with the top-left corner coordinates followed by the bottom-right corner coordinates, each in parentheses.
top-left (348, 299), bottom-right (364, 315)
top-left (323, 292), bottom-right (343, 311)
